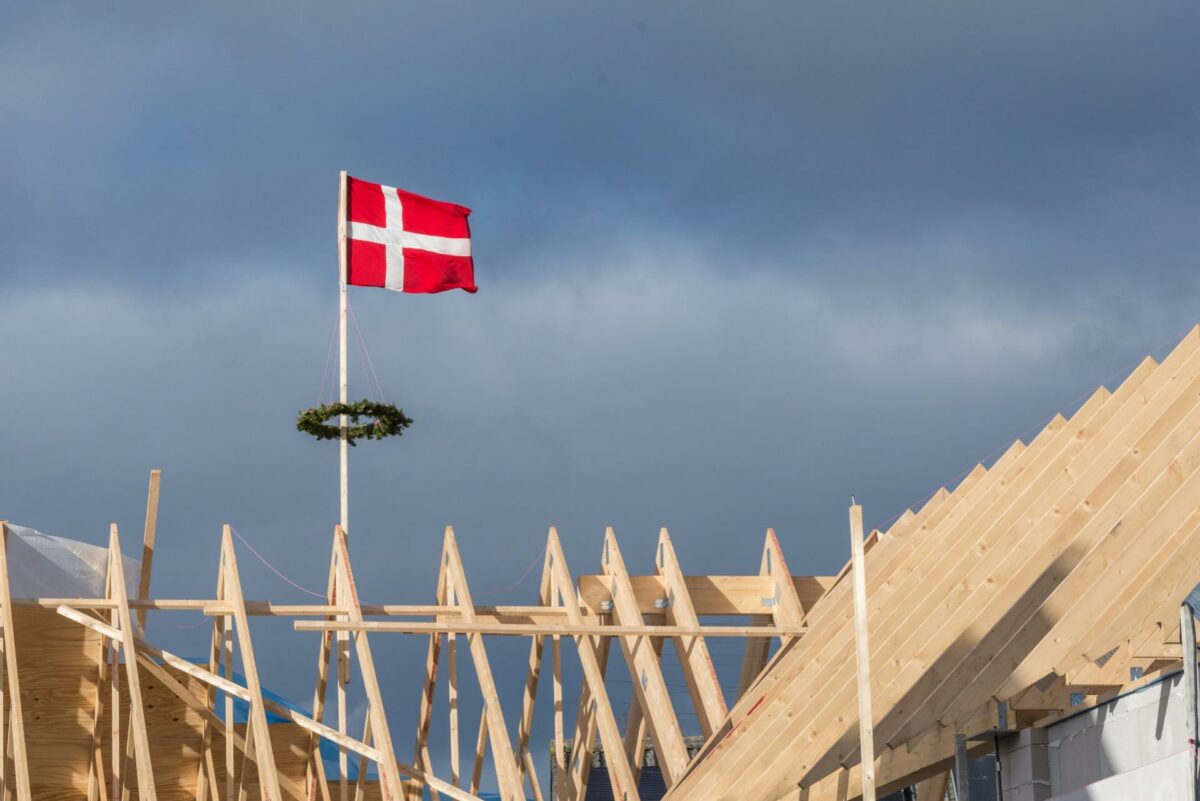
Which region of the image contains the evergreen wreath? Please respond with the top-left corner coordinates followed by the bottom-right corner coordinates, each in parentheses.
top-left (296, 400), bottom-right (413, 446)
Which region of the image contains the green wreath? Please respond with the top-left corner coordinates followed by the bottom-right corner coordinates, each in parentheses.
top-left (296, 400), bottom-right (413, 446)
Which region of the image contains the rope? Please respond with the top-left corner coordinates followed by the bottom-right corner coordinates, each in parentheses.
top-left (230, 526), bottom-right (328, 600)
top-left (874, 322), bottom-right (1198, 531)
top-left (474, 547), bottom-right (546, 599)
top-left (317, 307), bottom-right (339, 405)
top-left (347, 298), bottom-right (388, 403)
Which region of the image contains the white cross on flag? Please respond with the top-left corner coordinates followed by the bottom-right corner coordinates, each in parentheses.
top-left (345, 176), bottom-right (477, 293)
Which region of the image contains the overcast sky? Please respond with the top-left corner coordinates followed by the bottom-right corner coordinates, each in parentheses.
top-left (2, 1), bottom-right (1198, 793)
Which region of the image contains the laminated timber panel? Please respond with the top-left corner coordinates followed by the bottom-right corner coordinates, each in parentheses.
top-left (19, 608), bottom-right (104, 800)
top-left (680, 404), bottom-right (1073, 799)
top-left (663, 335), bottom-right (1193, 801)
top-left (777, 353), bottom-right (1155, 789)
top-left (15, 608), bottom-right (385, 801)
top-left (798, 349), bottom-right (1167, 785)
top-left (872, 350), bottom-right (1199, 751)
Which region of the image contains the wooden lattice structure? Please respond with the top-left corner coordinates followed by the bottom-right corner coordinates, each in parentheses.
top-left (4, 328), bottom-right (1200, 801)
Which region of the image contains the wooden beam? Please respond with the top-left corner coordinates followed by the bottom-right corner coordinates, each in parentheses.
top-left (136, 469), bottom-right (162, 631)
top-left (330, 526), bottom-right (407, 801)
top-left (295, 621), bottom-right (805, 637)
top-left (848, 503), bottom-right (875, 801)
top-left (85, 564), bottom-right (112, 801)
top-left (657, 528), bottom-right (727, 738)
top-left (306, 547), bottom-right (338, 801)
top-left (514, 548), bottom-right (554, 796)
top-left (107, 525), bottom-right (158, 801)
top-left (578, 575), bottom-right (835, 617)
top-left (441, 527), bottom-right (525, 801)
top-left (0, 523), bottom-right (31, 801)
top-left (220, 525), bottom-right (283, 801)
top-left (412, 539), bottom-right (450, 801)
top-left (547, 528), bottom-right (640, 801)
top-left (601, 528), bottom-right (689, 785)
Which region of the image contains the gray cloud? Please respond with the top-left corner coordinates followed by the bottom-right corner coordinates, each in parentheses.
top-left (1, 1), bottom-right (1198, 792)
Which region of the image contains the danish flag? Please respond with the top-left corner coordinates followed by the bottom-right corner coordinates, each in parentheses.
top-left (345, 176), bottom-right (477, 293)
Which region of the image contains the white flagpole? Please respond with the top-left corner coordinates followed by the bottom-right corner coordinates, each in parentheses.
top-left (337, 170), bottom-right (349, 536)
top-left (335, 169), bottom-right (350, 801)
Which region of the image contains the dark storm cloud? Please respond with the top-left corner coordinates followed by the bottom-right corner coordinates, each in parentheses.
top-left (1, 1), bottom-right (1198, 792)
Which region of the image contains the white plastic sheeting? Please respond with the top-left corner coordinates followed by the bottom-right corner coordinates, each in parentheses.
top-left (5, 524), bottom-right (139, 599)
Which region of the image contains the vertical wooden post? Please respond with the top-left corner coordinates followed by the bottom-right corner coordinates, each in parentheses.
top-left (552, 632), bottom-right (566, 801)
top-left (1181, 602), bottom-right (1198, 801)
top-left (413, 544), bottom-right (449, 800)
top-left (224, 608), bottom-right (235, 801)
top-left (111, 642), bottom-right (120, 801)
top-left (848, 501), bottom-right (876, 801)
top-left (0, 523), bottom-right (31, 801)
top-left (86, 565), bottom-right (112, 801)
top-left (306, 548), bottom-right (338, 801)
top-left (136, 469), bottom-right (161, 631)
top-left (194, 560), bottom-right (225, 801)
top-left (449, 625), bottom-right (459, 786)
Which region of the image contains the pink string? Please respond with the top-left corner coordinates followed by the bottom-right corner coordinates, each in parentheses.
top-left (317, 308), bottom-right (339, 405)
top-left (173, 615), bottom-right (211, 630)
top-left (347, 299), bottom-right (388, 403)
top-left (874, 322), bottom-right (1198, 531)
top-left (230, 526), bottom-right (328, 600)
top-left (475, 547), bottom-right (546, 598)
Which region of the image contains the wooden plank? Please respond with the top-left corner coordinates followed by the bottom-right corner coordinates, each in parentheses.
top-left (468, 708), bottom-right (487, 796)
top-left (513, 549), bottom-right (554, 795)
top-left (656, 528), bottom-right (727, 738)
top-left (577, 575), bottom-right (834, 617)
top-left (330, 526), bottom-right (407, 801)
top-left (295, 621), bottom-right (804, 637)
top-left (86, 565), bottom-right (112, 801)
top-left (440, 527), bottom-right (525, 801)
top-left (107, 525), bottom-right (158, 801)
top-left (848, 504), bottom-right (875, 801)
top-left (220, 525), bottom-right (283, 801)
top-left (546, 528), bottom-right (640, 801)
top-left (621, 612), bottom-right (664, 786)
top-left (565, 636), bottom-right (612, 801)
top-left (136, 469), bottom-right (162, 631)
top-left (412, 543), bottom-right (449, 801)
top-left (0, 523), bottom-right (31, 801)
top-left (601, 528), bottom-right (689, 784)
top-left (552, 633), bottom-right (566, 801)
top-left (306, 547), bottom-right (338, 801)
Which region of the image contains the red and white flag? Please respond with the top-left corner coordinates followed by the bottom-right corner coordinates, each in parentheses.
top-left (345, 176), bottom-right (477, 293)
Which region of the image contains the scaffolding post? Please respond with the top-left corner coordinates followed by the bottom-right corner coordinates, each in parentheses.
top-left (954, 733), bottom-right (969, 801)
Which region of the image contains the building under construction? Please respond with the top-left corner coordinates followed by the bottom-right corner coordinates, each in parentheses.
top-left (6, 328), bottom-right (1200, 801)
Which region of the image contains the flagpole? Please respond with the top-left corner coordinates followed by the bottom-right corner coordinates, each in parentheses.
top-left (335, 169), bottom-right (351, 801)
top-left (337, 170), bottom-right (349, 536)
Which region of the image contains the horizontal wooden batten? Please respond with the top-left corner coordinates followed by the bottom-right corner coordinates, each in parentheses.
top-left (576, 574), bottom-right (835, 616)
top-left (293, 620), bottom-right (808, 638)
